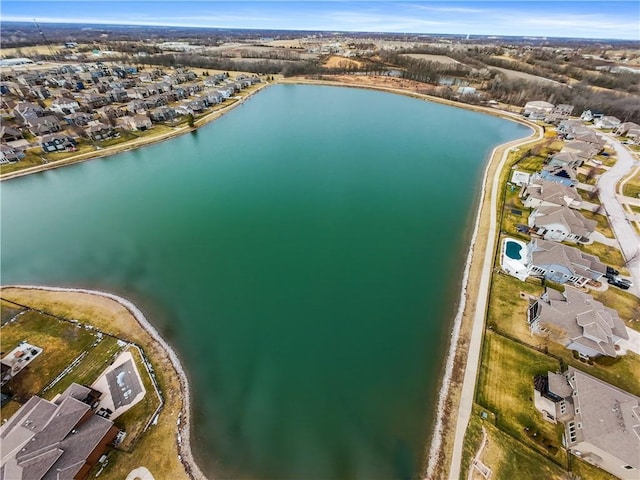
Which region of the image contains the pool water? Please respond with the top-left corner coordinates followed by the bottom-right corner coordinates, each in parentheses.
top-left (505, 241), bottom-right (523, 260)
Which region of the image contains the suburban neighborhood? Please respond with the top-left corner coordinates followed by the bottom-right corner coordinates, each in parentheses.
top-left (1, 20), bottom-right (640, 480)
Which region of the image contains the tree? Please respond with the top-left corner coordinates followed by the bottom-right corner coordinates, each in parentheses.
top-left (187, 113), bottom-right (195, 128)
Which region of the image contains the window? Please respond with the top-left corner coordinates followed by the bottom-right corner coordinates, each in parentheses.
top-left (623, 465), bottom-right (634, 470)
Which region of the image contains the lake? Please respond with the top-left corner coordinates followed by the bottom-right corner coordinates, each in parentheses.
top-left (1, 84), bottom-right (529, 479)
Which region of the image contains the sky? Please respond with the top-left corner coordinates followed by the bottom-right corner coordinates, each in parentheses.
top-left (2, 1), bottom-right (639, 40)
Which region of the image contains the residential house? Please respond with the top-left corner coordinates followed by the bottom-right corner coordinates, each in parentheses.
top-left (27, 116), bottom-right (62, 136)
top-left (107, 87), bottom-right (129, 103)
top-left (82, 93), bottom-right (110, 109)
top-left (580, 109), bottom-right (604, 122)
top-left (85, 122), bottom-right (115, 141)
top-left (526, 238), bottom-right (606, 286)
top-left (50, 96), bottom-right (80, 115)
top-left (557, 119), bottom-right (585, 138)
top-left (545, 104), bottom-right (574, 124)
top-left (119, 114), bottom-right (152, 131)
top-left (528, 287), bottom-right (627, 357)
top-left (548, 151), bottom-right (584, 169)
top-left (13, 102), bottom-right (44, 122)
top-left (202, 89), bottom-right (224, 106)
top-left (533, 367), bottom-right (639, 480)
top-left (64, 112), bottom-right (93, 127)
top-left (521, 179), bottom-right (582, 209)
top-left (562, 140), bottom-right (601, 161)
top-left (39, 133), bottom-right (76, 153)
top-left (528, 205), bottom-right (597, 243)
top-left (149, 106), bottom-right (177, 122)
top-left (571, 132), bottom-right (605, 152)
top-left (126, 100), bottom-right (147, 115)
top-left (0, 126), bottom-right (24, 143)
top-left (594, 115), bottom-right (621, 130)
top-left (0, 383), bottom-right (120, 480)
top-left (535, 165), bottom-right (578, 187)
top-left (614, 121), bottom-right (640, 137)
top-left (523, 100), bottom-right (554, 120)
top-left (0, 145), bottom-right (23, 164)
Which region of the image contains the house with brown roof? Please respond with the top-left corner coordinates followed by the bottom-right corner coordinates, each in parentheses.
top-left (528, 205), bottom-right (597, 243)
top-left (526, 238), bottom-right (606, 286)
top-left (26, 116), bottom-right (62, 136)
top-left (85, 123), bottom-right (115, 141)
top-left (521, 179), bottom-right (582, 209)
top-left (533, 367), bottom-right (639, 480)
top-left (528, 287), bottom-right (628, 358)
top-left (0, 383), bottom-right (120, 480)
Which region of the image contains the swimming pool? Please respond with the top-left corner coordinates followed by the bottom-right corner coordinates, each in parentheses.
top-left (505, 239), bottom-right (523, 260)
top-left (500, 238), bottom-right (529, 281)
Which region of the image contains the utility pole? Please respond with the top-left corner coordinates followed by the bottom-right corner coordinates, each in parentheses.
top-left (33, 19), bottom-right (58, 61)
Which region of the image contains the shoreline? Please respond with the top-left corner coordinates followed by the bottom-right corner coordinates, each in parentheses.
top-left (1, 76), bottom-right (543, 478)
top-left (0, 81), bottom-right (272, 182)
top-left (1, 285), bottom-right (207, 480)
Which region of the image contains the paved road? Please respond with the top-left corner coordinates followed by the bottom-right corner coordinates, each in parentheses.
top-left (596, 135), bottom-right (640, 296)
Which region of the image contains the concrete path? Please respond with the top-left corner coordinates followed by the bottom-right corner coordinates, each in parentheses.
top-left (448, 126), bottom-right (543, 479)
top-left (595, 134), bottom-right (640, 297)
top-left (125, 467), bottom-right (155, 480)
top-left (589, 231), bottom-right (619, 247)
top-left (618, 327), bottom-right (640, 355)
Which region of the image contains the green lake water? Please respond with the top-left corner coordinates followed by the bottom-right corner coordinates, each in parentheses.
top-left (1, 85), bottom-right (529, 479)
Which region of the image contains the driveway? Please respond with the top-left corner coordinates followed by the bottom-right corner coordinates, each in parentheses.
top-left (595, 134), bottom-right (640, 297)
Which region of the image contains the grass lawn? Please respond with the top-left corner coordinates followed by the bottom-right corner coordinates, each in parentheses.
top-left (500, 190), bottom-right (530, 238)
top-left (476, 331), bottom-right (565, 464)
top-left (577, 188), bottom-right (601, 205)
top-left (461, 408), bottom-right (568, 480)
top-left (44, 335), bottom-right (124, 399)
top-left (622, 169), bottom-right (640, 199)
top-left (589, 287), bottom-right (640, 331)
top-left (571, 457), bottom-right (620, 480)
top-left (515, 154), bottom-right (547, 173)
top-left (0, 288), bottom-right (189, 480)
top-left (578, 241), bottom-right (627, 272)
top-left (580, 210), bottom-right (615, 238)
top-left (0, 309), bottom-right (97, 404)
top-left (1, 299), bottom-right (24, 324)
top-left (0, 151), bottom-right (46, 175)
top-left (486, 273), bottom-right (543, 336)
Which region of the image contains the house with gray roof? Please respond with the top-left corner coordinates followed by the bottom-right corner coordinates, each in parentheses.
top-left (533, 367), bottom-right (639, 480)
top-left (548, 151), bottom-right (584, 169)
top-left (534, 165), bottom-right (578, 187)
top-left (526, 238), bottom-right (606, 286)
top-left (594, 115), bottom-right (621, 130)
top-left (528, 205), bottom-right (597, 243)
top-left (614, 122), bottom-right (640, 137)
top-left (528, 287), bottom-right (628, 358)
top-left (521, 180), bottom-right (582, 210)
top-left (0, 383), bottom-right (120, 480)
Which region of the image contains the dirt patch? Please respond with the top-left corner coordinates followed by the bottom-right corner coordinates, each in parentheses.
top-left (322, 55), bottom-right (366, 69)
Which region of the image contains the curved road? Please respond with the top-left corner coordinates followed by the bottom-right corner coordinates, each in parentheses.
top-left (596, 135), bottom-right (640, 296)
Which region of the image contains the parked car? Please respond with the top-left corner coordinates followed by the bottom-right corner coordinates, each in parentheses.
top-left (605, 266), bottom-right (619, 279)
top-left (608, 276), bottom-right (631, 289)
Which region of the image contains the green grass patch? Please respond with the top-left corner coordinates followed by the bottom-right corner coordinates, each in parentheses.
top-left (44, 335), bottom-right (124, 400)
top-left (580, 210), bottom-right (614, 238)
top-left (1, 299), bottom-right (24, 325)
top-left (578, 242), bottom-right (627, 272)
top-left (591, 288), bottom-right (640, 331)
top-left (476, 331), bottom-right (566, 464)
top-left (622, 170), bottom-right (640, 199)
top-left (577, 188), bottom-right (602, 205)
top-left (0, 150), bottom-right (47, 175)
top-left (0, 310), bottom-right (97, 403)
top-left (462, 405), bottom-right (568, 480)
top-left (515, 154), bottom-right (547, 173)
top-left (571, 457), bottom-right (620, 480)
top-left (487, 272), bottom-right (544, 337)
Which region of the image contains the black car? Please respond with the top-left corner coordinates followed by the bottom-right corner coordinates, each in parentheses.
top-left (605, 266), bottom-right (620, 279)
top-left (608, 276), bottom-right (631, 289)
